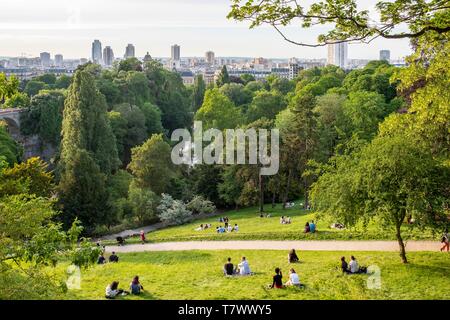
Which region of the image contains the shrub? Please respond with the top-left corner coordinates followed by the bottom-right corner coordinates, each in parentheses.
top-left (157, 193), bottom-right (192, 226)
top-left (187, 195), bottom-right (216, 215)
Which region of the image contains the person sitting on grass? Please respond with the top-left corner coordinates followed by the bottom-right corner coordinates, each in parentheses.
top-left (349, 256), bottom-right (359, 274)
top-left (280, 216), bottom-right (285, 224)
top-left (223, 257), bottom-right (237, 276)
top-left (237, 256), bottom-right (251, 276)
top-left (341, 257), bottom-right (351, 274)
top-left (288, 249), bottom-right (299, 263)
top-left (304, 222), bottom-right (310, 233)
top-left (116, 236), bottom-right (125, 246)
top-left (285, 268), bottom-right (302, 287)
top-left (97, 253), bottom-right (106, 264)
top-left (130, 276), bottom-right (144, 295)
top-left (270, 268), bottom-right (284, 289)
top-left (109, 251), bottom-right (119, 263)
top-left (234, 224), bottom-right (239, 232)
top-left (105, 281), bottom-right (128, 299)
top-left (227, 225), bottom-right (233, 233)
top-left (286, 216), bottom-right (291, 224)
top-left (309, 221), bottom-right (316, 233)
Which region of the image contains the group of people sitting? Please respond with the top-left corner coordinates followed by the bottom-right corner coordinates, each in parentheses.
top-left (270, 268), bottom-right (303, 289)
top-left (195, 223), bottom-right (212, 231)
top-left (330, 223), bottom-right (345, 230)
top-left (340, 256), bottom-right (367, 274)
top-left (260, 213), bottom-right (271, 218)
top-left (304, 221), bottom-right (316, 233)
top-left (223, 257), bottom-right (252, 276)
top-left (97, 251), bottom-right (119, 264)
top-left (280, 216), bottom-right (292, 224)
top-left (105, 276), bottom-right (144, 299)
top-left (216, 224), bottom-right (239, 233)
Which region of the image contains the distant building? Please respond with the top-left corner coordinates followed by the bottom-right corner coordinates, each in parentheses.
top-left (203, 70), bottom-right (216, 85)
top-left (92, 40), bottom-right (103, 64)
top-left (327, 42), bottom-right (348, 68)
top-left (178, 70), bottom-right (195, 85)
top-left (124, 44), bottom-right (135, 59)
top-left (40, 52), bottom-right (51, 67)
top-left (288, 62), bottom-right (302, 80)
top-left (171, 44), bottom-right (181, 61)
top-left (143, 52), bottom-right (152, 63)
top-left (379, 50), bottom-right (391, 62)
top-left (271, 67), bottom-right (290, 79)
top-left (205, 51), bottom-right (215, 65)
top-left (54, 54), bottom-right (63, 67)
top-left (103, 46), bottom-right (114, 66)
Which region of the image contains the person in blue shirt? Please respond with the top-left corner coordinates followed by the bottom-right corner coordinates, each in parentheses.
top-left (309, 221), bottom-right (316, 233)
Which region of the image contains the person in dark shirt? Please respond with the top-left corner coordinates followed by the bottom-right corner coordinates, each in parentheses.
top-left (97, 254), bottom-right (106, 264)
top-left (288, 249), bottom-right (299, 263)
top-left (341, 256), bottom-right (350, 274)
top-left (271, 268), bottom-right (284, 288)
top-left (109, 252), bottom-right (119, 263)
top-left (223, 257), bottom-right (236, 276)
top-left (304, 222), bottom-right (310, 233)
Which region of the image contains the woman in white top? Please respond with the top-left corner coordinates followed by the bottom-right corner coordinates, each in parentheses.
top-left (237, 256), bottom-right (251, 275)
top-left (349, 256), bottom-right (359, 273)
top-left (285, 268), bottom-right (301, 287)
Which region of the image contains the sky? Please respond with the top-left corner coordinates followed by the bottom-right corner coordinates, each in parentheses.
top-left (0, 0), bottom-right (412, 60)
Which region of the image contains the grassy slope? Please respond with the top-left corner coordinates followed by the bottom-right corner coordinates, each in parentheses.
top-left (106, 203), bottom-right (437, 244)
top-left (64, 250), bottom-right (450, 300)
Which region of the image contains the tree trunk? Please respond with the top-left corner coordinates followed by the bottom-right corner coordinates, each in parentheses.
top-left (272, 191), bottom-right (276, 208)
top-left (396, 223), bottom-right (408, 263)
top-left (282, 169), bottom-right (292, 210)
top-left (303, 178), bottom-right (309, 210)
top-left (259, 174), bottom-right (264, 213)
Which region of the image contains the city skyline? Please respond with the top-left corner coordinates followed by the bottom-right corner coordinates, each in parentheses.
top-left (0, 0), bottom-right (412, 60)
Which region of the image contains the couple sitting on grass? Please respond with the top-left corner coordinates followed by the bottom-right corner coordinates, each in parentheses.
top-left (97, 252), bottom-right (119, 264)
top-left (341, 256), bottom-right (367, 274)
top-left (105, 276), bottom-right (144, 299)
top-left (270, 267), bottom-right (303, 289)
top-left (223, 257), bottom-right (252, 276)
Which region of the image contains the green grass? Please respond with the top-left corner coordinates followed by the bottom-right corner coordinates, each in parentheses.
top-left (61, 250), bottom-right (450, 300)
top-left (105, 203), bottom-right (438, 245)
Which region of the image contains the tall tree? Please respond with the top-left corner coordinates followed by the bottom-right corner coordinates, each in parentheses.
top-left (216, 65), bottom-right (230, 87)
top-left (191, 74), bottom-right (206, 111)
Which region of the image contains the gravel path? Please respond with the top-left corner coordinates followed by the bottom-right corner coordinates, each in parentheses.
top-left (104, 240), bottom-right (440, 253)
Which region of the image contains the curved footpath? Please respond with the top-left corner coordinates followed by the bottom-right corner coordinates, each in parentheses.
top-left (105, 240), bottom-right (440, 253)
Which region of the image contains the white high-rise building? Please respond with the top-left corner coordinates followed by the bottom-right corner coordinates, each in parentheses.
top-left (205, 51), bottom-right (215, 65)
top-left (379, 50), bottom-right (391, 62)
top-left (327, 42), bottom-right (348, 69)
top-left (92, 40), bottom-right (103, 64)
top-left (54, 54), bottom-right (63, 67)
top-left (103, 46), bottom-right (114, 66)
top-left (124, 44), bottom-right (135, 59)
top-left (40, 52), bottom-right (51, 67)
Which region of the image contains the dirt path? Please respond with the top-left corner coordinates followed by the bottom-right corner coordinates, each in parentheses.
top-left (104, 240), bottom-right (440, 253)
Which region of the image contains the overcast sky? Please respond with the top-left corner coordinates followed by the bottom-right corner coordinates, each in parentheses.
top-left (0, 0), bottom-right (412, 60)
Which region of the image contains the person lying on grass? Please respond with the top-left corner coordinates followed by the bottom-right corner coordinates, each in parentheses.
top-left (288, 249), bottom-right (299, 263)
top-left (269, 268), bottom-right (284, 289)
top-left (105, 281), bottom-right (129, 299)
top-left (285, 268), bottom-right (303, 288)
top-left (237, 256), bottom-right (252, 276)
top-left (130, 276), bottom-right (144, 295)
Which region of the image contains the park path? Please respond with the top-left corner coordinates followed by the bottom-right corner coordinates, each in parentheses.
top-left (104, 240), bottom-right (440, 253)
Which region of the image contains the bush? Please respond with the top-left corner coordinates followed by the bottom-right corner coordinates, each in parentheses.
top-left (187, 195), bottom-right (216, 215)
top-left (157, 193), bottom-right (192, 226)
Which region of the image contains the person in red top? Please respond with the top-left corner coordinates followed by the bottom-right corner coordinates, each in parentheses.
top-left (140, 230), bottom-right (146, 244)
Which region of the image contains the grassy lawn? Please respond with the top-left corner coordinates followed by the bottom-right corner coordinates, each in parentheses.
top-left (105, 203), bottom-right (438, 245)
top-left (62, 250), bottom-right (450, 300)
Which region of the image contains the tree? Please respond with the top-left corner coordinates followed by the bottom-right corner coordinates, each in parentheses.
top-left (216, 65), bottom-right (230, 87)
top-left (59, 68), bottom-right (119, 175)
top-left (246, 90), bottom-right (287, 122)
top-left (240, 74), bottom-right (256, 85)
top-left (311, 133), bottom-right (449, 263)
top-left (54, 74), bottom-right (72, 89)
top-left (187, 195), bottom-right (216, 215)
top-left (3, 92), bottom-right (30, 109)
top-left (24, 81), bottom-right (47, 97)
top-left (128, 134), bottom-right (173, 195)
top-left (118, 57), bottom-right (143, 72)
top-left (20, 90), bottom-right (65, 146)
top-left (58, 149), bottom-right (111, 230)
top-left (157, 193), bottom-right (193, 226)
top-left (0, 74), bottom-right (19, 104)
top-left (219, 83), bottom-right (252, 106)
top-left (228, 0), bottom-right (450, 46)
top-left (0, 122), bottom-right (21, 165)
top-left (128, 181), bottom-right (158, 224)
top-left (195, 88), bottom-right (244, 130)
top-left (139, 102), bottom-right (164, 136)
top-left (191, 74), bottom-right (206, 111)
